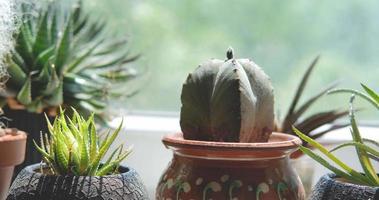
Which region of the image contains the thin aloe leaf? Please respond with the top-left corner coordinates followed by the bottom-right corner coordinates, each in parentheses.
top-left (283, 56), bottom-right (320, 126)
top-left (16, 77), bottom-right (32, 105)
top-left (363, 138), bottom-right (379, 148)
top-left (361, 83), bottom-right (379, 104)
top-left (349, 96), bottom-right (379, 184)
top-left (309, 123), bottom-right (349, 140)
top-left (283, 82), bottom-right (339, 132)
top-left (368, 154), bottom-right (379, 162)
top-left (299, 146), bottom-right (369, 185)
top-left (328, 89), bottom-right (379, 110)
top-left (330, 142), bottom-right (379, 158)
top-left (293, 126), bottom-right (372, 184)
top-left (295, 109), bottom-right (349, 135)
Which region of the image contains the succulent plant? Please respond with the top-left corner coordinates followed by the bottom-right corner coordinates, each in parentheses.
top-left (34, 107), bottom-right (131, 176)
top-left (180, 48), bottom-right (274, 143)
top-left (1, 0), bottom-right (138, 120)
top-left (294, 84), bottom-right (379, 186)
top-left (276, 56), bottom-right (348, 146)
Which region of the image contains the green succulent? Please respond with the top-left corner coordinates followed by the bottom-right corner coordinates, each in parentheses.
top-left (276, 56), bottom-right (348, 146)
top-left (180, 48), bottom-right (274, 143)
top-left (294, 84), bottom-right (379, 186)
top-left (34, 107), bottom-right (131, 176)
top-left (2, 0), bottom-right (138, 120)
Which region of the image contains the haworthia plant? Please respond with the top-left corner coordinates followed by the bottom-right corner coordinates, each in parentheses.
top-left (180, 48), bottom-right (274, 143)
top-left (34, 107), bottom-right (131, 176)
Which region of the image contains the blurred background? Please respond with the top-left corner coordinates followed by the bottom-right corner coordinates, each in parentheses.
top-left (79, 0), bottom-right (379, 197)
top-left (82, 0), bottom-right (379, 117)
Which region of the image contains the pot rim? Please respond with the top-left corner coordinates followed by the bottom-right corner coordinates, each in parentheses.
top-left (163, 132), bottom-right (302, 160)
top-left (163, 132), bottom-right (301, 150)
top-left (0, 128), bottom-right (27, 166)
top-left (22, 163), bottom-right (134, 178)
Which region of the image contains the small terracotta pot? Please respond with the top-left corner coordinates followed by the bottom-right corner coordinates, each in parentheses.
top-left (0, 129), bottom-right (26, 200)
top-left (309, 173), bottom-right (379, 200)
top-left (156, 132), bottom-right (305, 200)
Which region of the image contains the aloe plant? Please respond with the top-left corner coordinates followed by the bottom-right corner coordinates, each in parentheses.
top-left (2, 0), bottom-right (138, 121)
top-left (180, 48), bottom-right (274, 143)
top-left (294, 84), bottom-right (379, 186)
top-left (276, 56), bottom-right (348, 145)
top-left (34, 107), bottom-right (131, 176)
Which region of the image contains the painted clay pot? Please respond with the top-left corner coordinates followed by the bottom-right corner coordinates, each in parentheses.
top-left (0, 128), bottom-right (26, 200)
top-left (156, 132), bottom-right (305, 200)
top-left (7, 163), bottom-right (149, 200)
top-left (309, 173), bottom-right (379, 200)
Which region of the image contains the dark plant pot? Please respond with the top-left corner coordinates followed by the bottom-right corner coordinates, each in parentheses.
top-left (7, 163), bottom-right (149, 200)
top-left (156, 132), bottom-right (305, 200)
top-left (2, 106), bottom-right (55, 177)
top-left (309, 173), bottom-right (379, 200)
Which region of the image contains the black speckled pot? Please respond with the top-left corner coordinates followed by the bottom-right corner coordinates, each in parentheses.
top-left (309, 173), bottom-right (379, 200)
top-left (7, 163), bottom-right (149, 200)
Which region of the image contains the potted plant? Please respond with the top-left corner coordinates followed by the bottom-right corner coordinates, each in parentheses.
top-left (274, 56), bottom-right (349, 195)
top-left (294, 84), bottom-right (379, 200)
top-left (2, 0), bottom-right (140, 173)
top-left (7, 108), bottom-right (148, 200)
top-left (0, 127), bottom-right (26, 200)
top-left (156, 48), bottom-right (305, 200)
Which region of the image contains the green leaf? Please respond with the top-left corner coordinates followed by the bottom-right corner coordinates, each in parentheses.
top-left (299, 146), bottom-right (367, 185)
top-left (33, 12), bottom-right (50, 57)
top-left (349, 96), bottom-right (379, 184)
top-left (292, 126), bottom-right (372, 184)
top-left (7, 60), bottom-right (27, 87)
top-left (88, 119), bottom-right (123, 175)
top-left (55, 18), bottom-right (72, 75)
top-left (16, 77), bottom-right (32, 105)
top-left (45, 82), bottom-right (63, 106)
top-left (328, 88), bottom-right (379, 110)
top-left (283, 56), bottom-right (319, 128)
top-left (361, 84), bottom-right (379, 105)
top-left (330, 142), bottom-right (379, 158)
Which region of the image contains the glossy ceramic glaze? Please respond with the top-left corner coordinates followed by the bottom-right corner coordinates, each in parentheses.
top-left (156, 132), bottom-right (305, 200)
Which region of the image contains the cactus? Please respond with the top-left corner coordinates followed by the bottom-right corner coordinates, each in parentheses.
top-left (180, 48), bottom-right (274, 143)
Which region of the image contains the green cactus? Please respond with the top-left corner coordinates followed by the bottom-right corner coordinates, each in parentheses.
top-left (180, 48), bottom-right (274, 143)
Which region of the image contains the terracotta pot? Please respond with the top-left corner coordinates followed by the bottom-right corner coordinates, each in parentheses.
top-left (309, 173), bottom-right (379, 200)
top-left (156, 132), bottom-right (305, 200)
top-left (2, 106), bottom-right (55, 177)
top-left (0, 129), bottom-right (26, 200)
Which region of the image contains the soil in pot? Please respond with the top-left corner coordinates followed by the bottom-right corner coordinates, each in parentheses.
top-left (0, 129), bottom-right (26, 200)
top-left (309, 173), bottom-right (379, 200)
top-left (156, 132), bottom-right (306, 200)
top-left (7, 163), bottom-right (149, 200)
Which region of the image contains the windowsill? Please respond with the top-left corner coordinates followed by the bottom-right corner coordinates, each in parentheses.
top-left (111, 114), bottom-right (379, 142)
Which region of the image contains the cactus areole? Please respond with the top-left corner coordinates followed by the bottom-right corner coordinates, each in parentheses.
top-left (180, 48), bottom-right (274, 143)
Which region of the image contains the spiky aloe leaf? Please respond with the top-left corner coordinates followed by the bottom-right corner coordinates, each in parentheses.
top-left (16, 77), bottom-right (32, 105)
